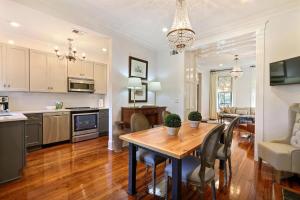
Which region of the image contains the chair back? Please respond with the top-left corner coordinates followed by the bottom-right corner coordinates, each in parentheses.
top-left (198, 124), bottom-right (225, 180)
top-left (224, 117), bottom-right (240, 150)
top-left (162, 111), bottom-right (171, 124)
top-left (130, 113), bottom-right (150, 132)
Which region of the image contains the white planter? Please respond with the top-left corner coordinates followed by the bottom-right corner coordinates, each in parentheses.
top-left (189, 120), bottom-right (200, 128)
top-left (167, 127), bottom-right (180, 136)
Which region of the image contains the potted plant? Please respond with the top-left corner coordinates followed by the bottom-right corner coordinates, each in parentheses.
top-left (164, 114), bottom-right (181, 136)
top-left (188, 111), bottom-right (202, 128)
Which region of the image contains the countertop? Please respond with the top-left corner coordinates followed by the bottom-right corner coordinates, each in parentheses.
top-left (12, 107), bottom-right (109, 114)
top-left (0, 112), bottom-right (28, 122)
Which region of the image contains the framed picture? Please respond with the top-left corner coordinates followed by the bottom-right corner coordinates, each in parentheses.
top-left (129, 83), bottom-right (148, 103)
top-left (129, 56), bottom-right (148, 80)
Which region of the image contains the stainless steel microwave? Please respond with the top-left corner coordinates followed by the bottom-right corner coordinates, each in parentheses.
top-left (68, 78), bottom-right (95, 93)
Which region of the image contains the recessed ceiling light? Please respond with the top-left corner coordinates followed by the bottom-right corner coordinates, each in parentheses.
top-left (162, 27), bottom-right (168, 33)
top-left (8, 40), bottom-right (15, 45)
top-left (9, 21), bottom-right (20, 28)
top-left (102, 48), bottom-right (107, 52)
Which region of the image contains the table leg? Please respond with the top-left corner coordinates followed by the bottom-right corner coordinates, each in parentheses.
top-left (171, 158), bottom-right (182, 200)
top-left (128, 143), bottom-right (137, 195)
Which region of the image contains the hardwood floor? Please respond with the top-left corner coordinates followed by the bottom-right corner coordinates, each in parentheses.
top-left (0, 132), bottom-right (299, 200)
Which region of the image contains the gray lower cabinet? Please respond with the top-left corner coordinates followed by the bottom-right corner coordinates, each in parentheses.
top-left (0, 121), bottom-right (26, 184)
top-left (99, 109), bottom-right (109, 135)
top-left (25, 113), bottom-right (43, 151)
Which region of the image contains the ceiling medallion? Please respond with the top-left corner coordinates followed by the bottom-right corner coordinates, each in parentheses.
top-left (230, 55), bottom-right (243, 79)
top-left (167, 0), bottom-right (195, 53)
top-left (54, 38), bottom-right (86, 62)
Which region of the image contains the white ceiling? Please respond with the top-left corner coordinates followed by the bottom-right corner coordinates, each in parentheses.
top-left (11, 0), bottom-right (299, 50)
top-left (196, 32), bottom-right (256, 70)
top-left (0, 0), bottom-right (110, 63)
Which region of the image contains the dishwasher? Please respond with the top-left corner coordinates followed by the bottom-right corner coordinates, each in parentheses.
top-left (43, 112), bottom-right (70, 144)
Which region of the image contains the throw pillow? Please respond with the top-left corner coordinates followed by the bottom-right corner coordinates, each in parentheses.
top-left (236, 109), bottom-right (248, 115)
top-left (224, 107), bottom-right (231, 113)
top-left (290, 112), bottom-right (300, 148)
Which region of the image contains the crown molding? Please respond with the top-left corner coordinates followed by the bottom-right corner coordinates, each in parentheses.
top-left (191, 1), bottom-right (300, 48)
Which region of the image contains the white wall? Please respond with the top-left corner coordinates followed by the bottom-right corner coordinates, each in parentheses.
top-left (259, 8), bottom-right (300, 142)
top-left (232, 67), bottom-right (256, 108)
top-left (197, 68), bottom-right (210, 119)
top-left (156, 51), bottom-right (185, 118)
top-left (109, 34), bottom-right (157, 149)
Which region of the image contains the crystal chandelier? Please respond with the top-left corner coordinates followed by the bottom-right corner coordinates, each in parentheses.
top-left (230, 55), bottom-right (243, 79)
top-left (167, 0), bottom-right (195, 52)
top-left (54, 38), bottom-right (86, 62)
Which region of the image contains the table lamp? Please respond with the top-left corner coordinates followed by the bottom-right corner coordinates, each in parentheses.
top-left (149, 81), bottom-right (161, 106)
top-left (128, 77), bottom-right (142, 108)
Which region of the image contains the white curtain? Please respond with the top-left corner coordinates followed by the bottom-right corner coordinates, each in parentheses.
top-left (209, 71), bottom-right (218, 119)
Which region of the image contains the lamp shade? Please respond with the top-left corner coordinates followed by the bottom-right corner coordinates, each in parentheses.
top-left (127, 77), bottom-right (142, 89)
top-left (149, 81), bottom-right (162, 91)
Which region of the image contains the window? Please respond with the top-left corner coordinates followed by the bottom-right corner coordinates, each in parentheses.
top-left (217, 76), bottom-right (232, 109)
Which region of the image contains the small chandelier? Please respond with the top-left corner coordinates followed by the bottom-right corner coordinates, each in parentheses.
top-left (167, 0), bottom-right (195, 52)
top-left (54, 38), bottom-right (86, 62)
top-left (230, 55), bottom-right (243, 79)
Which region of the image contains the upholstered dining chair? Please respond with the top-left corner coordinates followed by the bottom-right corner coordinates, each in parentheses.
top-left (216, 116), bottom-right (239, 185)
top-left (164, 124), bottom-right (225, 200)
top-left (130, 113), bottom-right (167, 197)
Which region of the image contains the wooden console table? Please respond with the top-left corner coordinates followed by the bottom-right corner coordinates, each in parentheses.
top-left (121, 106), bottom-right (166, 128)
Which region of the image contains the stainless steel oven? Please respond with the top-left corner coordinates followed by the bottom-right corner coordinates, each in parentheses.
top-left (68, 78), bottom-right (95, 93)
top-left (68, 108), bottom-right (99, 142)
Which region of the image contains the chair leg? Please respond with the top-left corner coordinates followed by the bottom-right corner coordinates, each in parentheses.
top-left (258, 157), bottom-right (262, 170)
top-left (228, 156), bottom-right (232, 177)
top-left (144, 166), bottom-right (149, 192)
top-left (211, 180), bottom-right (217, 200)
top-left (164, 173), bottom-right (169, 200)
top-left (224, 161), bottom-right (227, 182)
top-left (152, 165), bottom-right (156, 197)
top-left (198, 187), bottom-right (204, 200)
top-left (274, 170), bottom-right (281, 184)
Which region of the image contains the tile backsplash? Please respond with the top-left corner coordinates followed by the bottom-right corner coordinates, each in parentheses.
top-left (0, 92), bottom-right (105, 111)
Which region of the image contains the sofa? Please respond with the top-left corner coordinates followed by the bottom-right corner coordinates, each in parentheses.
top-left (217, 106), bottom-right (255, 123)
top-left (258, 104), bottom-right (300, 183)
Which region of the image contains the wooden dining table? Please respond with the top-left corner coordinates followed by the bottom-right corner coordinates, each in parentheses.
top-left (120, 122), bottom-right (218, 200)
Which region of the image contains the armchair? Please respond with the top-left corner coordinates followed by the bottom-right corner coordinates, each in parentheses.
top-left (258, 103), bottom-right (300, 183)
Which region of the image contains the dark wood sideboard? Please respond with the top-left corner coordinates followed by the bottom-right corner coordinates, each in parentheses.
top-left (121, 106), bottom-right (167, 128)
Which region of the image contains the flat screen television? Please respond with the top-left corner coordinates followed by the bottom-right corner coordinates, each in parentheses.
top-left (270, 56), bottom-right (300, 86)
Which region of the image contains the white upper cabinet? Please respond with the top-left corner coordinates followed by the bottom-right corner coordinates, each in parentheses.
top-left (30, 51), bottom-right (67, 93)
top-left (82, 61), bottom-right (94, 79)
top-left (94, 63), bottom-right (107, 94)
top-left (0, 43), bottom-right (5, 91)
top-left (68, 60), bottom-right (94, 79)
top-left (48, 54), bottom-right (67, 93)
top-left (30, 50), bottom-right (48, 92)
top-left (67, 60), bottom-right (82, 78)
top-left (4, 45), bottom-right (29, 91)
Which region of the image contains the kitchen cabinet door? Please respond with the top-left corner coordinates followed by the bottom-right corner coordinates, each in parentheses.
top-left (29, 50), bottom-right (48, 92)
top-left (25, 113), bottom-right (43, 150)
top-left (94, 63), bottom-right (107, 94)
top-left (82, 61), bottom-right (94, 79)
top-left (99, 109), bottom-right (109, 135)
top-left (48, 54), bottom-right (67, 93)
top-left (68, 60), bottom-right (82, 78)
top-left (5, 45), bottom-right (29, 91)
top-left (0, 44), bottom-right (5, 91)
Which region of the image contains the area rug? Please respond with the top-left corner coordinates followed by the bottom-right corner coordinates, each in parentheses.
top-left (282, 188), bottom-right (300, 200)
